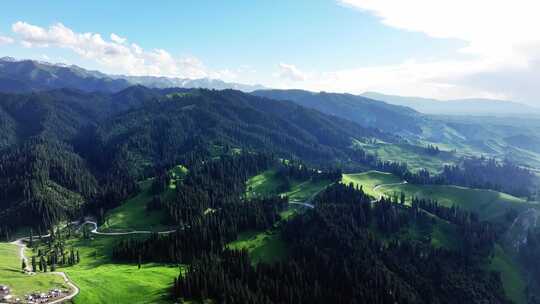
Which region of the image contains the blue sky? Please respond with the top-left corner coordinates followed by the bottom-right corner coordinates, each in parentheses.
top-left (1, 0), bottom-right (539, 103)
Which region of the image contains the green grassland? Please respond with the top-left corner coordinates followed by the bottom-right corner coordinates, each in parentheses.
top-left (246, 170), bottom-right (285, 198)
top-left (354, 140), bottom-right (457, 173)
top-left (59, 234), bottom-right (180, 304)
top-left (388, 183), bottom-right (529, 222)
top-left (246, 169), bottom-right (333, 201)
top-left (236, 170), bottom-right (332, 264)
top-left (227, 230), bottom-right (287, 265)
top-left (344, 170), bottom-right (530, 304)
top-left (100, 180), bottom-right (172, 232)
top-left (343, 171), bottom-right (532, 222)
top-left (101, 165), bottom-right (187, 232)
top-left (285, 179), bottom-right (333, 201)
top-left (342, 170), bottom-right (402, 198)
top-left (226, 204), bottom-right (304, 265)
top-left (0, 243), bottom-right (67, 298)
top-left (488, 244), bottom-right (527, 304)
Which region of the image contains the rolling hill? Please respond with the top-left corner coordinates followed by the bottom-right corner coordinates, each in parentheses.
top-left (0, 86), bottom-right (395, 231)
top-left (252, 89), bottom-right (425, 135)
top-left (253, 89), bottom-right (540, 171)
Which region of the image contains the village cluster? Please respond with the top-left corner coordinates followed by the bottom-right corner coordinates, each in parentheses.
top-left (1, 285), bottom-right (68, 304)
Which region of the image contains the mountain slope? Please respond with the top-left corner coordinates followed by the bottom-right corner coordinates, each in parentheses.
top-left (0, 57), bottom-right (263, 93)
top-left (252, 89), bottom-right (424, 135)
top-left (362, 91), bottom-right (540, 116)
top-left (0, 86), bottom-right (394, 230)
top-left (0, 57), bottom-right (130, 93)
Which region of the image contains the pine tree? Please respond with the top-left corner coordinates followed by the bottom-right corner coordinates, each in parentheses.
top-left (31, 256), bottom-right (36, 272)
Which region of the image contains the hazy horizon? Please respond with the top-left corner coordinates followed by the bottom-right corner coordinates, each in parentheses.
top-left (1, 1), bottom-right (540, 105)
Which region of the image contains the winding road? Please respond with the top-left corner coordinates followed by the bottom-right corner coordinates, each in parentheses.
top-left (10, 237), bottom-right (80, 304)
top-left (10, 220), bottom-right (178, 303)
top-left (372, 180), bottom-right (408, 192)
top-left (79, 220), bottom-right (176, 235)
top-left (288, 201), bottom-right (315, 209)
top-left (287, 180), bottom-right (408, 208)
top-left (9, 178), bottom-right (405, 302)
top-left (371, 180), bottom-right (408, 202)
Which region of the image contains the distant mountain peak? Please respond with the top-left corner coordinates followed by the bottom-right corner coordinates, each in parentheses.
top-left (362, 91), bottom-right (540, 116)
top-left (0, 57), bottom-right (266, 93)
top-left (0, 56), bottom-right (17, 62)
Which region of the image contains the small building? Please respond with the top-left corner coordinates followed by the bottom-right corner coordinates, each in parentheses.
top-left (1, 294), bottom-right (13, 301)
top-left (0, 285), bottom-right (10, 294)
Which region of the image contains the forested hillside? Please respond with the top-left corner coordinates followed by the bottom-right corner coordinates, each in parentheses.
top-left (253, 89), bottom-right (424, 135)
top-left (0, 86), bottom-right (393, 232)
top-left (253, 89), bottom-right (540, 171)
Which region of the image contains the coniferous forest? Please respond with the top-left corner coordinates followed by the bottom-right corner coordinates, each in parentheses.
top-left (0, 80), bottom-right (538, 303)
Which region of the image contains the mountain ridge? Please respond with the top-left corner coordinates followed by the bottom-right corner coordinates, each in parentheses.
top-left (362, 91), bottom-right (540, 116)
top-left (0, 57), bottom-right (265, 94)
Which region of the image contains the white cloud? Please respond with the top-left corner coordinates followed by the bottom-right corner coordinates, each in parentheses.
top-left (340, 0), bottom-right (540, 58)
top-left (331, 0), bottom-right (540, 103)
top-left (277, 63), bottom-right (306, 81)
top-left (0, 35), bottom-right (14, 45)
top-left (11, 21), bottom-right (210, 78)
top-left (110, 33), bottom-right (126, 44)
top-left (295, 59), bottom-right (504, 100)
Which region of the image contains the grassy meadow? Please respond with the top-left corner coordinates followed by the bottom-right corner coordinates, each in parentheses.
top-left (343, 170), bottom-right (531, 304)
top-left (0, 243), bottom-right (67, 299)
top-left (343, 171), bottom-right (531, 221)
top-left (59, 234), bottom-right (180, 304)
top-left (101, 165), bottom-right (187, 232)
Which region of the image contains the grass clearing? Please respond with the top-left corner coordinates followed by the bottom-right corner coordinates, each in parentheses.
top-left (342, 171), bottom-right (402, 198)
top-left (168, 165), bottom-right (188, 190)
top-left (102, 164), bottom-right (186, 232)
top-left (101, 180), bottom-right (172, 232)
top-left (488, 244), bottom-right (527, 304)
top-left (227, 230), bottom-right (287, 265)
top-left (60, 235), bottom-right (180, 304)
top-left (246, 170), bottom-right (285, 198)
top-left (246, 169), bottom-right (332, 202)
top-left (345, 170), bottom-right (530, 303)
top-left (285, 179), bottom-right (333, 202)
top-left (344, 171), bottom-right (531, 221)
top-left (0, 243), bottom-right (67, 299)
top-left (354, 140), bottom-right (456, 173)
top-left (382, 183), bottom-right (529, 222)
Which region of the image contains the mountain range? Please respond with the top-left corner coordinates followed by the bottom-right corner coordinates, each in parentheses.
top-left (0, 57), bottom-right (264, 94)
top-left (3, 57), bottom-right (540, 169)
top-left (362, 91), bottom-right (540, 116)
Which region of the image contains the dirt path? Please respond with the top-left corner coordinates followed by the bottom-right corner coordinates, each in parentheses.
top-left (369, 180), bottom-right (408, 203)
top-left (288, 201), bottom-right (314, 209)
top-left (80, 220), bottom-right (176, 235)
top-left (372, 181), bottom-right (408, 192)
top-left (10, 238), bottom-right (80, 303)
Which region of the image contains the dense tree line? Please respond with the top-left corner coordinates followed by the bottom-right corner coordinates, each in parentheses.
top-left (0, 137), bottom-right (98, 230)
top-left (1, 87), bottom-right (394, 231)
top-left (112, 153), bottom-right (286, 263)
top-left (276, 159), bottom-right (342, 182)
top-left (28, 227), bottom-right (81, 273)
top-left (440, 157), bottom-right (534, 197)
top-left (350, 147), bottom-right (534, 197)
top-left (410, 197), bottom-right (498, 257)
top-left (112, 196), bottom-right (286, 264)
top-left (518, 228), bottom-right (540, 303)
top-left (172, 183), bottom-right (509, 303)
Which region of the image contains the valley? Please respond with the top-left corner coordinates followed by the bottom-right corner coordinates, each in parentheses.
top-left (1, 58), bottom-right (540, 303)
